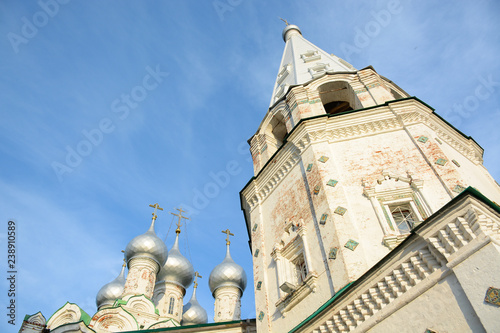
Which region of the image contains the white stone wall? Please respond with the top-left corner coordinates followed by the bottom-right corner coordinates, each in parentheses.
top-left (243, 97), bottom-right (500, 332)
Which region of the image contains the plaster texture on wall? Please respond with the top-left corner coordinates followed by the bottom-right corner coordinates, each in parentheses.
top-left (452, 242), bottom-right (500, 332)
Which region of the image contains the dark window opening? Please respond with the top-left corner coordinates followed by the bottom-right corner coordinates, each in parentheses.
top-left (324, 101), bottom-right (353, 115)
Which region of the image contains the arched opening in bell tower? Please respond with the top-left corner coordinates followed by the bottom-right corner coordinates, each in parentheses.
top-left (265, 113), bottom-right (287, 150)
top-left (318, 81), bottom-right (359, 115)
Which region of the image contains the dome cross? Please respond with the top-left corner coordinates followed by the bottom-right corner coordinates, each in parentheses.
top-left (279, 17), bottom-right (289, 26)
top-left (171, 207), bottom-right (190, 234)
top-left (222, 229), bottom-right (234, 245)
top-left (149, 203), bottom-right (164, 221)
top-left (193, 271), bottom-right (202, 288)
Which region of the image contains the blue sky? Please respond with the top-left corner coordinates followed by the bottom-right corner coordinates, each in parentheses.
top-left (1, 0), bottom-right (500, 331)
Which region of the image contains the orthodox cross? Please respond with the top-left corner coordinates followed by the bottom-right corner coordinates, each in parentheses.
top-left (171, 207), bottom-right (190, 233)
top-left (149, 203), bottom-right (163, 221)
top-left (121, 250), bottom-right (126, 266)
top-left (279, 17), bottom-right (289, 26)
top-left (193, 271), bottom-right (202, 288)
top-left (222, 229), bottom-right (234, 245)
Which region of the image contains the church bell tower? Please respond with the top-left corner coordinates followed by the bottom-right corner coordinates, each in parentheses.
top-left (240, 24), bottom-right (500, 332)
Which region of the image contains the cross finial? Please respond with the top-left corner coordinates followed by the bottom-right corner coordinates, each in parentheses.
top-left (149, 203), bottom-right (163, 221)
top-left (121, 250), bottom-right (126, 266)
top-left (193, 271), bottom-right (202, 288)
top-left (222, 229), bottom-right (234, 245)
top-left (279, 17), bottom-right (289, 26)
top-left (170, 207), bottom-right (190, 234)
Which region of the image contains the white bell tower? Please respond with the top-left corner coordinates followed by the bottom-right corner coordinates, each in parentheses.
top-left (240, 23), bottom-right (500, 332)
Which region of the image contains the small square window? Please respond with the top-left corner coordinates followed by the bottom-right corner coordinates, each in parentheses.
top-left (389, 203), bottom-right (417, 234)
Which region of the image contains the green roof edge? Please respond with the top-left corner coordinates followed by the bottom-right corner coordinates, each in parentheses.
top-left (122, 319), bottom-right (256, 333)
top-left (288, 282), bottom-right (353, 333)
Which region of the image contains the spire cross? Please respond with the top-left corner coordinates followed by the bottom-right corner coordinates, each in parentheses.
top-left (279, 17), bottom-right (289, 26)
top-left (170, 207), bottom-right (190, 234)
top-left (121, 250), bottom-right (126, 266)
top-left (222, 229), bottom-right (234, 245)
top-left (193, 271), bottom-right (202, 288)
top-left (149, 203), bottom-right (164, 221)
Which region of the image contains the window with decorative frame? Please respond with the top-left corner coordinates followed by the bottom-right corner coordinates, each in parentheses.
top-left (271, 220), bottom-right (318, 316)
top-left (363, 172), bottom-right (432, 249)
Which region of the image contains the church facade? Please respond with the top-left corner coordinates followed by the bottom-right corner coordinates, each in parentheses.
top-left (20, 24), bottom-right (500, 333)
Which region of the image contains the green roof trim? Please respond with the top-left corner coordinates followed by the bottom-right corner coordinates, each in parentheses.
top-left (288, 186), bottom-right (498, 332)
top-left (46, 301), bottom-right (91, 326)
top-left (22, 311), bottom-right (46, 324)
top-left (123, 319), bottom-right (256, 333)
top-left (289, 282), bottom-right (353, 333)
top-left (113, 298), bottom-right (127, 306)
top-left (80, 308), bottom-right (91, 325)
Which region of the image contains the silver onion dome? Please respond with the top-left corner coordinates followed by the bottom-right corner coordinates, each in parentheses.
top-left (124, 218), bottom-right (168, 267)
top-left (157, 232), bottom-right (194, 290)
top-left (209, 244), bottom-right (247, 296)
top-left (96, 264), bottom-right (126, 309)
top-left (182, 286), bottom-right (207, 325)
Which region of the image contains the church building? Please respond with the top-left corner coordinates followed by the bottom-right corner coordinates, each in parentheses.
top-left (20, 24), bottom-right (500, 333)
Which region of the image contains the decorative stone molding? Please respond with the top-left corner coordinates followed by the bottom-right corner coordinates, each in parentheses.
top-left (363, 171), bottom-right (430, 248)
top-left (126, 295), bottom-right (157, 314)
top-left (392, 101), bottom-right (483, 164)
top-left (19, 312), bottom-right (47, 333)
top-left (275, 272), bottom-right (318, 316)
top-left (271, 220), bottom-right (317, 315)
top-left (89, 306), bottom-right (138, 332)
top-left (47, 302), bottom-right (89, 331)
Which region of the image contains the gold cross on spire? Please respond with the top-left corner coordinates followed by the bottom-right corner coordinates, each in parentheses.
top-left (121, 250), bottom-right (126, 266)
top-left (149, 203), bottom-right (164, 221)
top-left (193, 271), bottom-right (202, 288)
top-left (222, 229), bottom-right (234, 245)
top-left (171, 207), bottom-right (190, 234)
top-left (279, 17), bottom-right (289, 26)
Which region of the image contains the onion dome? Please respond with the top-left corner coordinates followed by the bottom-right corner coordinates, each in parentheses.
top-left (96, 263), bottom-right (126, 309)
top-left (124, 217), bottom-right (168, 267)
top-left (209, 244), bottom-right (247, 296)
top-left (182, 283), bottom-right (207, 325)
top-left (157, 231), bottom-right (194, 290)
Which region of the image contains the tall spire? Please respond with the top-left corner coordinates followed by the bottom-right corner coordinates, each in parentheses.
top-left (270, 23), bottom-right (356, 107)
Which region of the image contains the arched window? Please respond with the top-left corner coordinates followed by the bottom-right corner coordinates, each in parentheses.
top-left (318, 81), bottom-right (359, 115)
top-left (265, 113), bottom-right (287, 150)
top-left (168, 297), bottom-right (175, 315)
